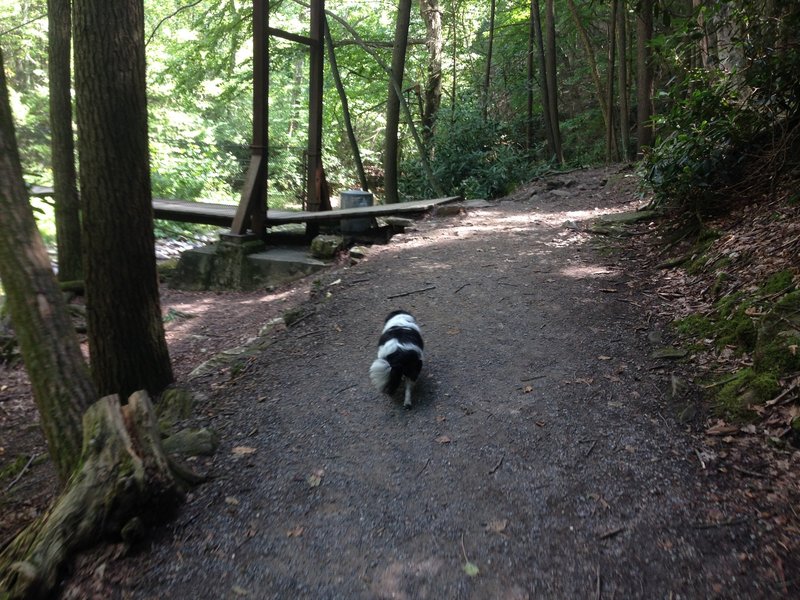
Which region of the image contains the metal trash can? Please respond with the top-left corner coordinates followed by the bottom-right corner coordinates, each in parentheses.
top-left (340, 190), bottom-right (374, 234)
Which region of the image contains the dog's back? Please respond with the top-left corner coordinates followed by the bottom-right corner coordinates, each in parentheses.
top-left (370, 311), bottom-right (424, 407)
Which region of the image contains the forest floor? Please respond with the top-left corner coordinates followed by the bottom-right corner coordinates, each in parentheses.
top-left (2, 165), bottom-right (799, 598)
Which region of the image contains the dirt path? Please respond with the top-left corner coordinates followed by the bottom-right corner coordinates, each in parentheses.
top-left (61, 167), bottom-right (782, 598)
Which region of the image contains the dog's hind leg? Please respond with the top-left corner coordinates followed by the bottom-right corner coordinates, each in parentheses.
top-left (403, 378), bottom-right (414, 408)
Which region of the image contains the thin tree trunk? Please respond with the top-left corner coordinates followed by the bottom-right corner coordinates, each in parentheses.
top-left (326, 7), bottom-right (443, 197)
top-left (450, 0), bottom-right (458, 117)
top-left (636, 0), bottom-right (654, 153)
top-left (482, 0), bottom-right (496, 121)
top-left (0, 48), bottom-right (96, 483)
top-left (544, 0), bottom-right (564, 164)
top-left (324, 17), bottom-right (369, 191)
top-left (605, 0), bottom-right (618, 162)
top-left (384, 0), bottom-right (413, 204)
top-left (419, 0), bottom-right (443, 144)
top-left (73, 0), bottom-right (174, 397)
top-left (617, 0), bottom-right (631, 160)
top-left (566, 0), bottom-right (610, 134)
top-left (48, 0), bottom-right (82, 282)
top-left (531, 0), bottom-right (555, 157)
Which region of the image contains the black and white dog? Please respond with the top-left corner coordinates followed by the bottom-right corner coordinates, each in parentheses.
top-left (369, 310), bottom-right (424, 408)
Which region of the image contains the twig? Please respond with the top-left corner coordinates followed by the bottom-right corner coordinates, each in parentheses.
top-left (417, 457), bottom-right (431, 477)
top-left (387, 285), bottom-right (436, 300)
top-left (733, 465), bottom-right (767, 479)
top-left (767, 381), bottom-right (799, 405)
top-left (693, 517), bottom-right (751, 529)
top-left (694, 448), bottom-right (706, 469)
top-left (454, 283), bottom-right (470, 294)
top-left (521, 374), bottom-right (547, 382)
top-left (584, 440), bottom-right (598, 457)
top-left (488, 453), bottom-right (505, 474)
top-left (595, 565), bottom-right (602, 600)
top-left (598, 526), bottom-right (625, 540)
top-left (5, 453), bottom-right (38, 492)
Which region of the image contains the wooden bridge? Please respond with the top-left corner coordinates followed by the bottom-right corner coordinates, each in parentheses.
top-left (29, 186), bottom-right (461, 229)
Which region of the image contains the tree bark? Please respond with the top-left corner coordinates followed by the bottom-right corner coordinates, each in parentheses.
top-left (605, 0), bottom-right (619, 162)
top-left (384, 0), bottom-right (413, 204)
top-left (636, 0), bottom-right (654, 153)
top-left (530, 0), bottom-right (555, 157)
top-left (617, 0), bottom-right (631, 160)
top-left (544, 0), bottom-right (564, 164)
top-left (0, 48), bottom-right (96, 483)
top-left (73, 0), bottom-right (173, 397)
top-left (48, 0), bottom-right (82, 283)
top-left (419, 0), bottom-right (443, 144)
top-left (0, 392), bottom-right (184, 599)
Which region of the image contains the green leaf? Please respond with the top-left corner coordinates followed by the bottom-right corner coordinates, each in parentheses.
top-left (463, 561), bottom-right (479, 577)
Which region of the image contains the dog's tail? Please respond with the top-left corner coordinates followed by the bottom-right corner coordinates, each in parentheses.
top-left (369, 357), bottom-right (394, 393)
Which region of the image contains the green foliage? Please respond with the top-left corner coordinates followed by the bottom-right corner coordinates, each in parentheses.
top-left (760, 269), bottom-right (794, 295)
top-left (643, 1), bottom-right (800, 211)
top-left (400, 99), bottom-right (534, 200)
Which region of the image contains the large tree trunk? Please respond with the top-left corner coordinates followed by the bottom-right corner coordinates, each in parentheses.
top-left (419, 0), bottom-right (443, 144)
top-left (636, 0), bottom-right (654, 153)
top-left (48, 0), bottom-right (83, 283)
top-left (544, 0), bottom-right (564, 164)
top-left (0, 392), bottom-right (184, 599)
top-left (73, 0), bottom-right (173, 397)
top-left (384, 0), bottom-right (413, 204)
top-left (0, 48), bottom-right (96, 482)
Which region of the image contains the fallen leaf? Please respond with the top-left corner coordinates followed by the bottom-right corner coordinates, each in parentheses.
top-left (307, 469), bottom-right (324, 487)
top-left (463, 561), bottom-right (480, 577)
top-left (447, 328), bottom-right (461, 335)
top-left (598, 355), bottom-right (612, 361)
top-left (225, 496), bottom-right (240, 506)
top-left (436, 435), bottom-right (452, 444)
top-left (535, 420), bottom-right (546, 427)
top-left (486, 519), bottom-right (508, 534)
top-left (286, 527), bottom-right (304, 538)
top-left (231, 585), bottom-right (250, 596)
top-left (706, 422), bottom-right (739, 436)
top-left (523, 385), bottom-right (533, 394)
top-left (232, 446), bottom-right (257, 456)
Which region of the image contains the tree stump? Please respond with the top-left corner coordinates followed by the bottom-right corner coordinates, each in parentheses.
top-left (0, 391), bottom-right (184, 599)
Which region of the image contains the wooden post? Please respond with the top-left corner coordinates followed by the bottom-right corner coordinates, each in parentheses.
top-left (231, 0), bottom-right (269, 236)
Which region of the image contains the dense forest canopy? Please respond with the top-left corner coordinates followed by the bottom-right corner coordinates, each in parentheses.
top-left (1, 0), bottom-right (798, 221)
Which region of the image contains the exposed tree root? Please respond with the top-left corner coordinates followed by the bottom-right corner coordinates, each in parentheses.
top-left (0, 391), bottom-right (184, 599)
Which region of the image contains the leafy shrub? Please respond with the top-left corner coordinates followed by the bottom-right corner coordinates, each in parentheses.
top-left (643, 1), bottom-right (800, 212)
top-left (399, 99), bottom-right (534, 201)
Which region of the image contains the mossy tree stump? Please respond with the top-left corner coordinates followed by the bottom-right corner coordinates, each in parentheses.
top-left (0, 391), bottom-right (184, 599)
